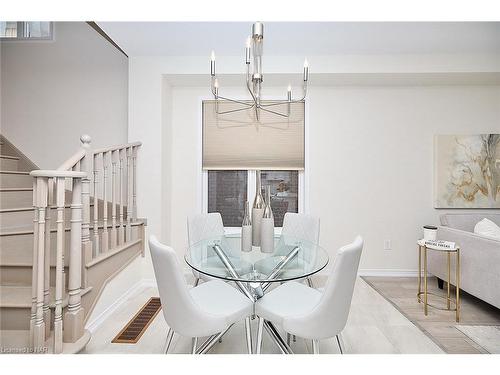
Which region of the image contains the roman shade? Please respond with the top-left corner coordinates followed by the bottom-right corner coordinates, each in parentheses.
top-left (202, 100), bottom-right (305, 170)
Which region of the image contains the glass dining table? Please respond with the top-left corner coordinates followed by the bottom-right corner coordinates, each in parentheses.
top-left (185, 235), bottom-right (329, 354)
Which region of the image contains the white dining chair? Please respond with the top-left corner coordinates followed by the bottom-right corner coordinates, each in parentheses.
top-left (255, 236), bottom-right (363, 354)
top-left (281, 212), bottom-right (320, 244)
top-left (149, 236), bottom-right (254, 354)
top-left (187, 213), bottom-right (225, 286)
top-left (280, 213), bottom-right (320, 287)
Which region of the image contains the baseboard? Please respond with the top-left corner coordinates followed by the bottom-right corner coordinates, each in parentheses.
top-left (85, 279), bottom-right (152, 333)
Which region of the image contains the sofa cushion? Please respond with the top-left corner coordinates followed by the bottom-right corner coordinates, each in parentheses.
top-left (474, 218), bottom-right (500, 240)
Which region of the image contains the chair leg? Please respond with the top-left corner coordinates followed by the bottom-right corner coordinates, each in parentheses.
top-left (191, 337), bottom-right (198, 354)
top-left (164, 328), bottom-right (174, 354)
top-left (256, 317), bottom-right (264, 354)
top-left (335, 335), bottom-right (343, 354)
top-left (312, 339), bottom-right (320, 354)
top-left (245, 317), bottom-right (253, 354)
top-left (193, 277), bottom-right (200, 287)
top-left (306, 277), bottom-right (314, 288)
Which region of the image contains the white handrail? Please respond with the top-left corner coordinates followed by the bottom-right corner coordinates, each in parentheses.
top-left (30, 170), bottom-right (87, 178)
top-left (56, 149), bottom-right (86, 171)
top-left (93, 141), bottom-right (142, 155)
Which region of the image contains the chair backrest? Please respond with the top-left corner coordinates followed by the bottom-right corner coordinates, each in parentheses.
top-left (285, 236), bottom-right (363, 340)
top-left (187, 212), bottom-right (225, 246)
top-left (281, 213), bottom-right (320, 244)
top-left (279, 213), bottom-right (320, 264)
top-left (148, 235), bottom-right (223, 336)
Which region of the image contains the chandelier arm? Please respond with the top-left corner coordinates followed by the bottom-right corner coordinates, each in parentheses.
top-left (215, 95), bottom-right (255, 107)
top-left (258, 106), bottom-right (289, 118)
top-left (215, 105), bottom-right (256, 115)
top-left (246, 66), bottom-right (258, 106)
top-left (260, 99), bottom-right (306, 108)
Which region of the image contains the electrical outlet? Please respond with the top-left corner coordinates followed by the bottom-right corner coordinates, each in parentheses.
top-left (384, 240), bottom-right (392, 250)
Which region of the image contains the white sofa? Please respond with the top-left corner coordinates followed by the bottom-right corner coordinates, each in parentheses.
top-left (427, 213), bottom-right (500, 309)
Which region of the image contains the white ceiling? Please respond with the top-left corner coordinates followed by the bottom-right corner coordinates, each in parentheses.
top-left (96, 22), bottom-right (500, 57)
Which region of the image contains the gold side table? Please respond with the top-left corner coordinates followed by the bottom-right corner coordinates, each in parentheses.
top-left (417, 239), bottom-right (460, 322)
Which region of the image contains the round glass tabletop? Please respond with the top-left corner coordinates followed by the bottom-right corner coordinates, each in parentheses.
top-left (185, 235), bottom-right (329, 283)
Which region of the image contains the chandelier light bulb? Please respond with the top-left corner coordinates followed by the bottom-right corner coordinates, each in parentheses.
top-left (303, 58), bottom-right (309, 82)
top-left (245, 37), bottom-right (251, 64)
top-left (214, 78), bottom-right (219, 88)
top-left (210, 51), bottom-right (216, 76)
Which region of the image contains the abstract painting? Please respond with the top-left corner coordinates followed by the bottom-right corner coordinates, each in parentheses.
top-left (434, 134), bottom-right (500, 208)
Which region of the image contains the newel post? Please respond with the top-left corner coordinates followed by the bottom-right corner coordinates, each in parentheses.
top-left (33, 177), bottom-right (48, 348)
top-left (80, 135), bottom-right (93, 285)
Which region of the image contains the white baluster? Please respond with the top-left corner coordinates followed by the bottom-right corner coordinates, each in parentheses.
top-left (110, 150), bottom-right (118, 248)
top-left (30, 179), bottom-right (39, 348)
top-left (126, 147), bottom-right (132, 241)
top-left (80, 135), bottom-right (93, 269)
top-left (92, 153), bottom-right (100, 256)
top-left (33, 177), bottom-right (48, 348)
top-left (63, 178), bottom-right (85, 343)
top-left (54, 178), bottom-right (66, 353)
top-left (43, 178), bottom-right (53, 338)
top-left (132, 146), bottom-right (137, 221)
top-left (101, 152), bottom-right (109, 252)
top-left (118, 148), bottom-right (125, 245)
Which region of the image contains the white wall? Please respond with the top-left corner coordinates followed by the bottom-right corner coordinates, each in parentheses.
top-left (0, 22), bottom-right (143, 327)
top-left (0, 22), bottom-right (129, 168)
top-left (129, 53), bottom-right (500, 277)
top-left (161, 84), bottom-right (500, 275)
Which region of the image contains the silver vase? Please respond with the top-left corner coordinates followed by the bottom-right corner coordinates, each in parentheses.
top-left (252, 170), bottom-right (264, 246)
top-left (260, 185), bottom-right (275, 253)
top-left (241, 201), bottom-right (252, 252)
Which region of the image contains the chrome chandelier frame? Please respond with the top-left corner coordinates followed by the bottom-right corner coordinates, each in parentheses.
top-left (210, 21), bottom-right (309, 121)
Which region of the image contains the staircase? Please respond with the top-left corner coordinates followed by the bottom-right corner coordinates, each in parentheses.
top-left (0, 134), bottom-right (146, 353)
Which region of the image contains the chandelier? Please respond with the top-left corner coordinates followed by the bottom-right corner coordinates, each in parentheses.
top-left (209, 21), bottom-right (309, 121)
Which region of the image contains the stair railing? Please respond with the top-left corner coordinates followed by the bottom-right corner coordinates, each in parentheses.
top-left (29, 135), bottom-right (141, 353)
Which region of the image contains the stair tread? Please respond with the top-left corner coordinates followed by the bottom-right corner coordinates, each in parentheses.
top-left (0, 170), bottom-right (30, 175)
top-left (0, 155), bottom-right (20, 160)
top-left (0, 188), bottom-right (33, 191)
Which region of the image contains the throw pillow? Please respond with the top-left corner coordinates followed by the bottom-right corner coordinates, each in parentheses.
top-left (474, 218), bottom-right (500, 240)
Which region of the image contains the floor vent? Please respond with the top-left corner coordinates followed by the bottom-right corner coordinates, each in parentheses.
top-left (112, 297), bottom-right (162, 344)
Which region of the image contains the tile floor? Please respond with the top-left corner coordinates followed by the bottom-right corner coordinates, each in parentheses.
top-left (84, 277), bottom-right (443, 354)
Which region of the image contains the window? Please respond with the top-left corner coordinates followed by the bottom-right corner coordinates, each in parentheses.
top-left (208, 170), bottom-right (247, 227)
top-left (207, 170), bottom-right (300, 228)
top-left (261, 171), bottom-right (299, 227)
top-left (0, 22), bottom-right (53, 40)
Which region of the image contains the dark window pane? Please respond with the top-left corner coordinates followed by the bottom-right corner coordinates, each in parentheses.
top-left (260, 171), bottom-right (299, 227)
top-left (208, 170), bottom-right (248, 227)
